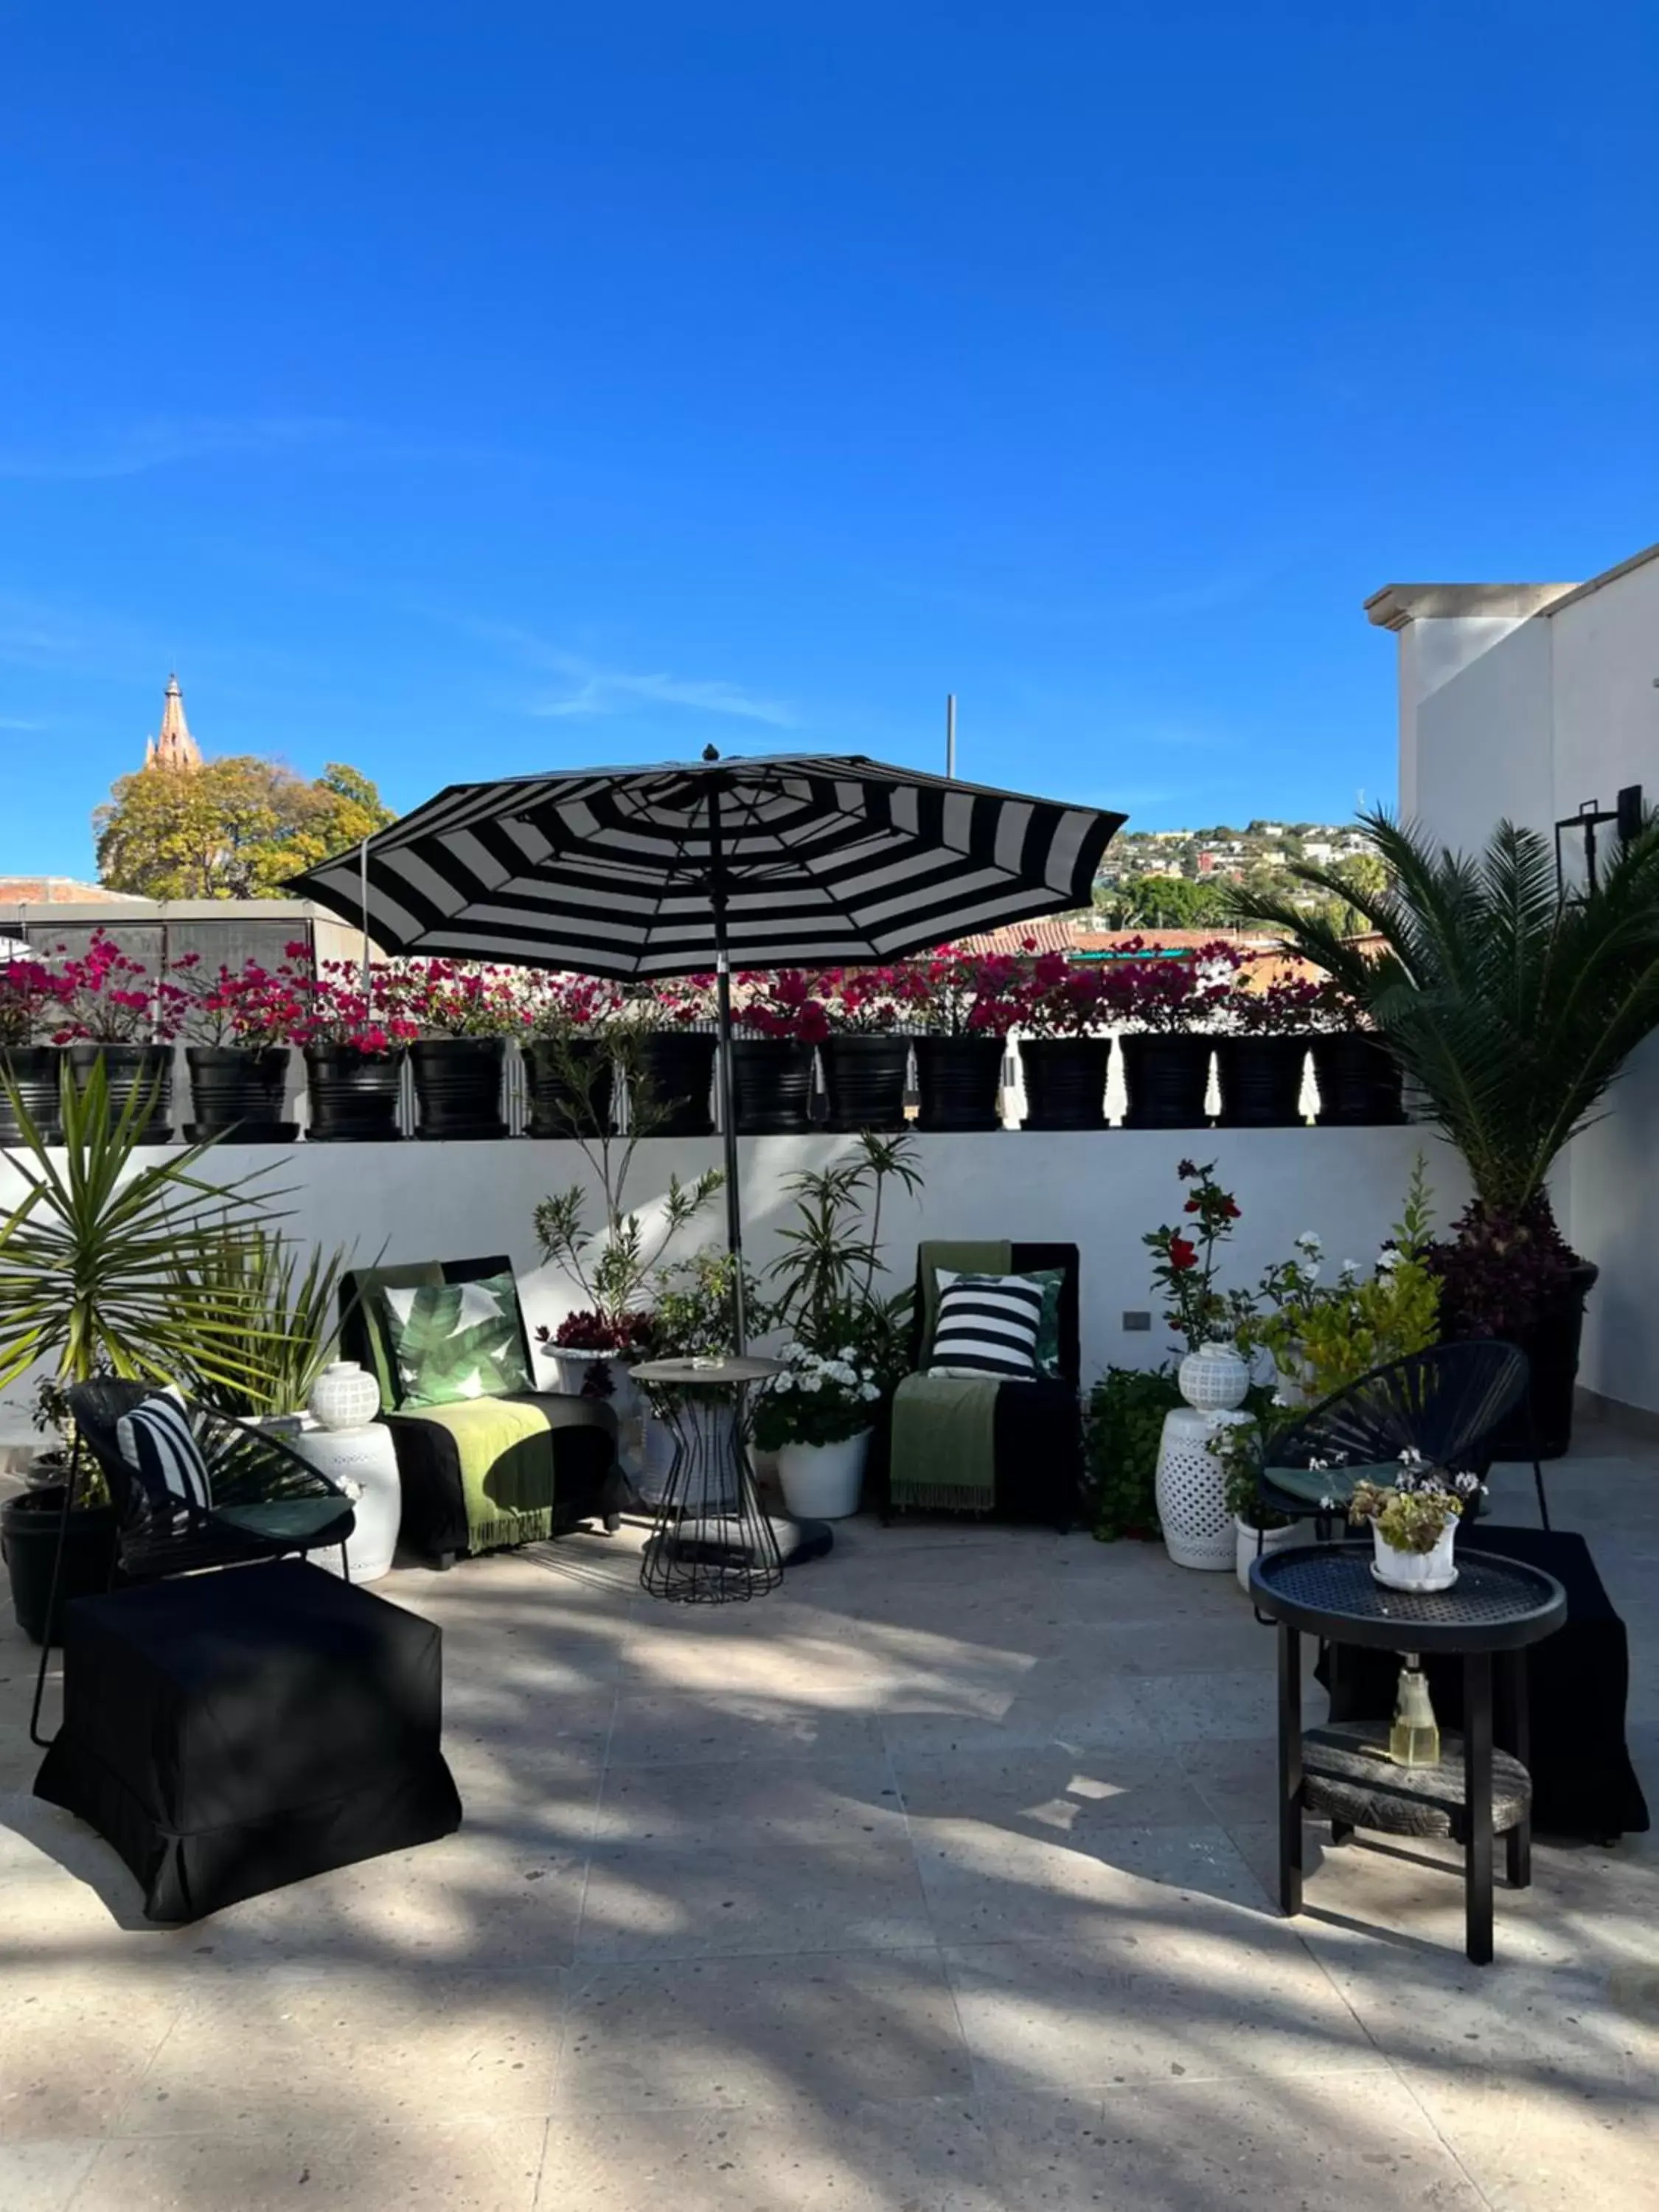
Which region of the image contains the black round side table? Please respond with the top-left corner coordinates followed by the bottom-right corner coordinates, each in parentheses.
top-left (1249, 1543), bottom-right (1566, 1964)
top-left (631, 1356), bottom-right (790, 1605)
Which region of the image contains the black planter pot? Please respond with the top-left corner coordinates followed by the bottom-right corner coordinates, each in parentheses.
top-left (914, 1034), bottom-right (1005, 1132)
top-left (730, 1038), bottom-right (815, 1134)
top-left (1460, 1262), bottom-right (1600, 1462)
top-left (1, 1486), bottom-right (119, 1646)
top-left (822, 1034), bottom-right (911, 1132)
top-left (1215, 1035), bottom-right (1309, 1128)
top-left (0, 1044), bottom-right (65, 1144)
top-left (303, 1043), bottom-right (404, 1142)
top-left (1119, 1034), bottom-right (1214, 1130)
top-left (526, 1036), bottom-right (613, 1139)
top-left (184, 1045), bottom-right (296, 1143)
top-left (409, 1037), bottom-right (507, 1140)
top-left (66, 1042), bottom-right (173, 1142)
top-left (1018, 1037), bottom-right (1110, 1130)
top-left (630, 1032), bottom-right (717, 1137)
top-left (1311, 1032), bottom-right (1407, 1125)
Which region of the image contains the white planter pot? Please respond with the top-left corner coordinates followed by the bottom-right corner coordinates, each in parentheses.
top-left (1235, 1513), bottom-right (1302, 1593)
top-left (1156, 1405), bottom-right (1250, 1571)
top-left (307, 1360), bottom-right (380, 1433)
top-left (1371, 1519), bottom-right (1458, 1593)
top-left (1178, 1342), bottom-right (1250, 1412)
top-left (776, 1431), bottom-right (872, 1520)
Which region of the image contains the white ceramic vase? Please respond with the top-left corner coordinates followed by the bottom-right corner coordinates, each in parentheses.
top-left (1234, 1513), bottom-right (1302, 1593)
top-left (1178, 1341), bottom-right (1250, 1412)
top-left (307, 1360), bottom-right (380, 1433)
top-left (1371, 1519), bottom-right (1458, 1593)
top-left (776, 1430), bottom-right (872, 1520)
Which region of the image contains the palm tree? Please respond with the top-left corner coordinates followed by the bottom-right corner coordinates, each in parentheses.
top-left (1228, 807), bottom-right (1659, 1227)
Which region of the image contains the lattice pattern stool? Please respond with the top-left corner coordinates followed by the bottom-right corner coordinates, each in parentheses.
top-left (1156, 1404), bottom-right (1250, 1570)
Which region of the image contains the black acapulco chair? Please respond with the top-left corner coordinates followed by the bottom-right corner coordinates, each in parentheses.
top-left (1254, 1339), bottom-right (1549, 1563)
top-left (29, 1380), bottom-right (358, 1744)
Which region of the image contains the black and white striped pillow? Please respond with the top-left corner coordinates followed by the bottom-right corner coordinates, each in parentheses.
top-left (114, 1391), bottom-right (213, 1534)
top-left (928, 1273), bottom-right (1043, 1381)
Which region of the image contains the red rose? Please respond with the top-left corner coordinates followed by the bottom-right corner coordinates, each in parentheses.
top-left (1168, 1236), bottom-right (1199, 1272)
top-left (1183, 1196), bottom-right (1200, 1213)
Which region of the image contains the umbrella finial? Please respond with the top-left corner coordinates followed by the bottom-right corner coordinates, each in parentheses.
top-left (702, 743), bottom-right (720, 762)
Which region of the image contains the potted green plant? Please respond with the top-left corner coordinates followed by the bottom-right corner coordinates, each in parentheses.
top-left (55, 930), bottom-right (188, 1142)
top-left (818, 967), bottom-right (913, 1132)
top-left (1347, 1452), bottom-right (1483, 1591)
top-left (288, 948), bottom-right (417, 1141)
top-left (1085, 1366), bottom-right (1182, 1540)
top-left (178, 956), bottom-right (303, 1142)
top-left (524, 974), bottom-right (623, 1138)
top-left (392, 959), bottom-right (524, 1139)
top-left (751, 1345), bottom-right (885, 1517)
top-left (0, 1061), bottom-right (285, 1643)
top-left (1204, 1392), bottom-right (1300, 1589)
top-left (730, 971), bottom-right (826, 1132)
top-left (908, 950), bottom-right (1012, 1130)
top-left (0, 955), bottom-right (72, 1144)
top-left (1015, 950), bottom-right (1112, 1130)
top-left (1105, 941), bottom-right (1234, 1130)
top-left (620, 976), bottom-right (719, 1138)
top-left (635, 1247), bottom-right (771, 1499)
top-left (1214, 974), bottom-right (1327, 1128)
top-left (1233, 810), bottom-right (1659, 1453)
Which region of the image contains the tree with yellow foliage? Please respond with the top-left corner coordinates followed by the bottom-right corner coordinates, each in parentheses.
top-left (95, 758), bottom-right (395, 900)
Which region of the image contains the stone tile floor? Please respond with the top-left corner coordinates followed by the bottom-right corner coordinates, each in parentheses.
top-left (1, 1433), bottom-right (1655, 2210)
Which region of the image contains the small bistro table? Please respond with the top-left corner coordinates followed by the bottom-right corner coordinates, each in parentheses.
top-left (1249, 1543), bottom-right (1567, 1964)
top-left (630, 1356), bottom-right (788, 1605)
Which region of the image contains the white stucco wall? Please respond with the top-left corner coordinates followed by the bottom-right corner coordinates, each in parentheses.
top-left (0, 1127), bottom-right (1467, 1440)
top-left (1388, 549), bottom-right (1659, 1416)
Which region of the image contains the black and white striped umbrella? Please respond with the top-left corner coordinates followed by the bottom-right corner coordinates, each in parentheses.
top-left (286, 753), bottom-right (1123, 978)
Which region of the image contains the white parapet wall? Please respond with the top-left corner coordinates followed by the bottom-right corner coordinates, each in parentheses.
top-left (0, 1126), bottom-right (1469, 1444)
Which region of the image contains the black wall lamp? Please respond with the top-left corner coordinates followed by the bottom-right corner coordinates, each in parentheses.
top-left (1554, 785), bottom-right (1644, 900)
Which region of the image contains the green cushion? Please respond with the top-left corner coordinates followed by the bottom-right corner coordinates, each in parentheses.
top-left (214, 1497), bottom-right (352, 1544)
top-left (382, 1271), bottom-right (533, 1406)
top-left (354, 1260), bottom-right (444, 1408)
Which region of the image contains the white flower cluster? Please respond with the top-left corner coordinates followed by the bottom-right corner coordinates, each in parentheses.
top-left (767, 1344), bottom-right (882, 1403)
top-left (1293, 1230), bottom-right (1323, 1284)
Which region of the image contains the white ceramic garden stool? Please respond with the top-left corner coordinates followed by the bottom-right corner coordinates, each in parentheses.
top-left (288, 1419), bottom-right (402, 1583)
top-left (1157, 1404), bottom-right (1253, 1571)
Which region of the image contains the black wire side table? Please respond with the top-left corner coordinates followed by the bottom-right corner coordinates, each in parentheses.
top-left (1249, 1543), bottom-right (1567, 1964)
top-left (632, 1357), bottom-right (787, 1605)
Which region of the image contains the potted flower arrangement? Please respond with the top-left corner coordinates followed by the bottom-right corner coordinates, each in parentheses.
top-left (751, 1344), bottom-right (885, 1517)
top-left (524, 973), bottom-right (622, 1138)
top-left (730, 970), bottom-right (827, 1133)
top-left (1105, 940), bottom-right (1235, 1130)
top-left (1143, 1158), bottom-right (1256, 1568)
top-left (1308, 990), bottom-right (1406, 1127)
top-left (909, 949), bottom-right (1014, 1130)
top-left (1214, 973), bottom-right (1327, 1129)
top-left (285, 947), bottom-right (418, 1142)
top-left (0, 955), bottom-right (72, 1144)
top-left (818, 966), bottom-right (914, 1133)
top-left (1346, 1450), bottom-right (1482, 1591)
top-left (1014, 948), bottom-right (1111, 1130)
top-left (1233, 810), bottom-right (1659, 1454)
top-left (621, 975), bottom-right (718, 1138)
top-left (392, 959), bottom-right (525, 1139)
top-left (635, 1248), bottom-right (769, 1501)
top-left (179, 956), bottom-right (305, 1142)
top-left (54, 929), bottom-right (189, 1141)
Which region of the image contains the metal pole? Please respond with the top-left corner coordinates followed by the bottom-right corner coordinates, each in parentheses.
top-left (358, 837), bottom-right (372, 996)
top-left (706, 784), bottom-right (747, 1354)
top-left (945, 694), bottom-right (956, 779)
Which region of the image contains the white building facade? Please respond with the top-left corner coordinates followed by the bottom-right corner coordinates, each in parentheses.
top-left (1368, 543), bottom-right (1659, 1425)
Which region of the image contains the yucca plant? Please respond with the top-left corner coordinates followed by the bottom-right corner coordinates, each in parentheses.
top-left (0, 1059), bottom-right (291, 1399)
top-left (180, 1227), bottom-right (366, 1418)
top-left (1230, 809), bottom-right (1659, 1222)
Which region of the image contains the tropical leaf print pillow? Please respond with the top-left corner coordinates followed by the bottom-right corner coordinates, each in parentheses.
top-left (382, 1273), bottom-right (532, 1406)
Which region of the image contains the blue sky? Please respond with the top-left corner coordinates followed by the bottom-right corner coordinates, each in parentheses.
top-left (3, 3), bottom-right (1656, 876)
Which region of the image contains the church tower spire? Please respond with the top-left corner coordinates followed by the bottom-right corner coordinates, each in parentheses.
top-left (146, 673), bottom-right (203, 770)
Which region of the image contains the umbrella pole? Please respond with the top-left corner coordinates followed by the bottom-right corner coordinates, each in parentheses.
top-left (706, 779), bottom-right (747, 1354)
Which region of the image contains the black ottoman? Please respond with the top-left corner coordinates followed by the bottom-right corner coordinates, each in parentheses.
top-left (35, 1560), bottom-right (462, 1922)
top-left (1320, 1526), bottom-right (1649, 1840)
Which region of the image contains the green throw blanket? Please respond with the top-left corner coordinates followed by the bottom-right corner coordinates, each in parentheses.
top-left (889, 1239), bottom-right (1012, 1511)
top-left (402, 1394), bottom-right (612, 1552)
